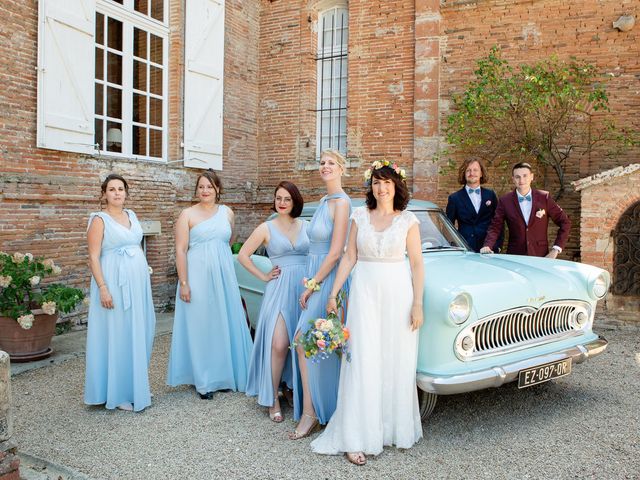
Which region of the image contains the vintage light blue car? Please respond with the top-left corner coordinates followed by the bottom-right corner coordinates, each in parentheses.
top-left (233, 199), bottom-right (609, 420)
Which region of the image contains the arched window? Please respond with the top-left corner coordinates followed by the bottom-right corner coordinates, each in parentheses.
top-left (613, 201), bottom-right (640, 295)
top-left (316, 5), bottom-right (348, 158)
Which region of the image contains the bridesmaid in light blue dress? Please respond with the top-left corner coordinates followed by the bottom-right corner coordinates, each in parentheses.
top-left (290, 150), bottom-right (352, 440)
top-left (239, 181), bottom-right (309, 423)
top-left (167, 171), bottom-right (253, 399)
top-left (85, 174), bottom-right (156, 412)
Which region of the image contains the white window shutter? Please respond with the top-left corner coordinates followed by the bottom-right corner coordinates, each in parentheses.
top-left (37, 0), bottom-right (95, 154)
top-left (184, 0), bottom-right (225, 170)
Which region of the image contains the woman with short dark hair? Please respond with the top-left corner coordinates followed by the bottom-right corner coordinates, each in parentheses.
top-left (167, 171), bottom-right (253, 399)
top-left (239, 181), bottom-right (309, 422)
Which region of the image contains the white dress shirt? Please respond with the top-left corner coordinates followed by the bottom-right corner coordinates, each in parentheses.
top-left (517, 190), bottom-right (532, 223)
top-left (466, 186), bottom-right (481, 213)
top-left (517, 189), bottom-right (562, 253)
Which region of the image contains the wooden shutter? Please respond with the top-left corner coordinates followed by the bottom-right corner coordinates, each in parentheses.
top-left (183, 0), bottom-right (225, 170)
top-left (37, 0), bottom-right (95, 154)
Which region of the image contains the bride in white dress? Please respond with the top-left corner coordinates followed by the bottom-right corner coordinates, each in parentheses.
top-left (310, 160), bottom-right (424, 465)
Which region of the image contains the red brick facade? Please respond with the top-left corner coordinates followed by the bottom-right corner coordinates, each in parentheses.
top-left (0, 0), bottom-right (261, 315)
top-left (0, 0), bottom-right (638, 321)
top-left (574, 165), bottom-right (640, 321)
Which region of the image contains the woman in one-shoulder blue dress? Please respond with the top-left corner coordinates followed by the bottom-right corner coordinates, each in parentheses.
top-left (85, 174), bottom-right (156, 412)
top-left (290, 150), bottom-right (352, 439)
top-left (239, 182), bottom-right (309, 422)
top-left (167, 171), bottom-right (253, 399)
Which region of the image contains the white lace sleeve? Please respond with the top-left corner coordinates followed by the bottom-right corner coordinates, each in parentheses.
top-left (350, 206), bottom-right (367, 227)
top-left (401, 210), bottom-right (419, 231)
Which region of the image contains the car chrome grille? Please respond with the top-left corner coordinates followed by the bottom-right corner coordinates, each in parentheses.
top-left (456, 301), bottom-right (592, 360)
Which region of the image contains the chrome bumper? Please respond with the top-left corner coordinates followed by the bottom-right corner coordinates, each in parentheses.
top-left (417, 336), bottom-right (608, 395)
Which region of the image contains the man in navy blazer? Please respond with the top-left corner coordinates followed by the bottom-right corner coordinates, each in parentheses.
top-left (446, 158), bottom-right (502, 252)
top-left (481, 162), bottom-right (571, 258)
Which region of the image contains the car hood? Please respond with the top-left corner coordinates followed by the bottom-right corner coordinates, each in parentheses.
top-left (423, 251), bottom-right (601, 317)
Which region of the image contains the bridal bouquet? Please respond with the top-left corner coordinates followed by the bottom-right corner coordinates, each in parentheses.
top-left (294, 291), bottom-right (350, 363)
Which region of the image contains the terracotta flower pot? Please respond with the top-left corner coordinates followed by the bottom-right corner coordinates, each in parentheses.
top-left (0, 310), bottom-right (58, 362)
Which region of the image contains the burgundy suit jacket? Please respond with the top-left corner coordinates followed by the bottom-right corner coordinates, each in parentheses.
top-left (483, 189), bottom-right (571, 257)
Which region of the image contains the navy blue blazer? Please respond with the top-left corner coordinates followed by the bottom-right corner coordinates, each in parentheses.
top-left (446, 186), bottom-right (503, 252)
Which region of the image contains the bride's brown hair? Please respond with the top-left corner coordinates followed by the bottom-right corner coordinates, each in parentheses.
top-left (365, 166), bottom-right (409, 211)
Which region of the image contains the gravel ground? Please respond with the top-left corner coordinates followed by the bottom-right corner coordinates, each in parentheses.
top-left (10, 326), bottom-right (640, 480)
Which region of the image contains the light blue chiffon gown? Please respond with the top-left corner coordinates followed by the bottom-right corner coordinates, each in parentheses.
top-left (167, 205), bottom-right (253, 394)
top-left (293, 192), bottom-right (351, 424)
top-left (84, 210), bottom-right (156, 412)
top-left (246, 220), bottom-right (309, 407)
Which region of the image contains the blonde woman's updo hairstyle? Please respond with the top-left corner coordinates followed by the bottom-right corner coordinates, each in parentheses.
top-left (195, 170), bottom-right (222, 203)
top-left (320, 149), bottom-right (348, 175)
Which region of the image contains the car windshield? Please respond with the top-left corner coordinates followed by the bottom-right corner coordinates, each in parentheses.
top-left (410, 210), bottom-right (469, 252)
top-left (296, 207), bottom-right (468, 254)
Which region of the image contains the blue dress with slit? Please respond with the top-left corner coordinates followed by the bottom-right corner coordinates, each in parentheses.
top-left (293, 192), bottom-right (351, 424)
top-left (245, 220), bottom-right (309, 406)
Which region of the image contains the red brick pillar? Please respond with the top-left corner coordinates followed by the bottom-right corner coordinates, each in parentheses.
top-left (0, 351), bottom-right (19, 480)
top-left (413, 0), bottom-right (441, 200)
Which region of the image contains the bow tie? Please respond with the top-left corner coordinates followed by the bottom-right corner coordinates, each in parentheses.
top-left (518, 194), bottom-right (532, 202)
top-left (467, 188), bottom-right (480, 195)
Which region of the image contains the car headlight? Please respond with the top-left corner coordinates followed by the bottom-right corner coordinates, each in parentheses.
top-left (590, 271), bottom-right (609, 299)
top-left (448, 293), bottom-right (472, 325)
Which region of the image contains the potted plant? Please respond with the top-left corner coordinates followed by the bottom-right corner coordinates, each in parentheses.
top-left (0, 251), bottom-right (84, 362)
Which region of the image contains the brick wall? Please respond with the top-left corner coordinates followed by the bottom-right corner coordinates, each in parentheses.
top-left (1, 0), bottom-right (638, 319)
top-left (576, 166), bottom-right (640, 322)
top-left (437, 0), bottom-right (640, 260)
top-left (0, 0), bottom-right (260, 320)
top-left (256, 0), bottom-right (416, 204)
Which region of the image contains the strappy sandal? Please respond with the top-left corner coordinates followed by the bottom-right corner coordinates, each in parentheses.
top-left (269, 398), bottom-right (284, 423)
top-left (345, 452), bottom-right (367, 466)
top-left (288, 414), bottom-right (320, 440)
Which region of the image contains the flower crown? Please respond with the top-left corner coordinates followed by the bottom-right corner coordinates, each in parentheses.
top-left (363, 160), bottom-right (407, 185)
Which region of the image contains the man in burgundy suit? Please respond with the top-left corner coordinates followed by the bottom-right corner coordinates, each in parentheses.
top-left (480, 162), bottom-right (571, 258)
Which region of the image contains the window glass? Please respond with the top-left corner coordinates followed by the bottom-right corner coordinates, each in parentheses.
top-left (412, 211), bottom-right (469, 251)
top-left (316, 7), bottom-right (348, 158)
top-left (150, 0), bottom-right (164, 22)
top-left (134, 28), bottom-right (147, 59)
top-left (94, 7), bottom-right (166, 160)
top-left (107, 17), bottom-right (123, 51)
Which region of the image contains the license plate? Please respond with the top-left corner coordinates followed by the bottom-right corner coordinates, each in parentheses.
top-left (518, 358), bottom-right (572, 388)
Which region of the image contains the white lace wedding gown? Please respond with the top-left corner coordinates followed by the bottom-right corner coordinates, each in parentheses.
top-left (310, 206), bottom-right (423, 456)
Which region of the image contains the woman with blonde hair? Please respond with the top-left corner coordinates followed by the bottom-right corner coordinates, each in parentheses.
top-left (290, 149), bottom-right (351, 439)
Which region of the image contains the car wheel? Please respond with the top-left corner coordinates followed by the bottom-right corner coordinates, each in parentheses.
top-left (418, 389), bottom-right (437, 421)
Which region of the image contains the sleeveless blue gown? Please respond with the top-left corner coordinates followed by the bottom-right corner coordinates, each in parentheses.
top-left (167, 205), bottom-right (253, 394)
top-left (246, 220), bottom-right (309, 407)
top-left (293, 192), bottom-right (351, 424)
top-left (84, 210), bottom-right (156, 412)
